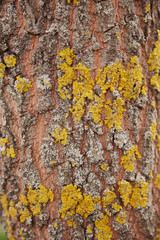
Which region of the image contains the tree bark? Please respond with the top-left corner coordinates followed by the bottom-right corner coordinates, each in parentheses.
top-left (0, 0), bottom-right (160, 239)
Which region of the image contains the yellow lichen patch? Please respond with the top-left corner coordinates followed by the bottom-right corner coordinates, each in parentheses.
top-left (70, 62), bottom-right (94, 121)
top-left (154, 174), bottom-right (160, 189)
top-left (87, 225), bottom-right (92, 234)
top-left (8, 202), bottom-right (17, 218)
top-left (150, 122), bottom-right (157, 140)
top-left (15, 75), bottom-right (32, 93)
top-left (150, 74), bottom-right (160, 91)
top-left (95, 214), bottom-right (112, 240)
top-left (118, 56), bottom-right (144, 100)
top-left (58, 48), bottom-right (75, 66)
top-left (148, 30), bottom-right (160, 91)
top-left (148, 30), bottom-right (160, 73)
top-left (116, 212), bottom-right (126, 224)
top-left (76, 193), bottom-right (95, 218)
top-left (0, 194), bottom-right (8, 211)
top-left (0, 138), bottom-right (9, 146)
top-left (100, 163), bottom-right (108, 172)
top-left (96, 62), bottom-right (122, 93)
top-left (116, 32), bottom-right (120, 40)
top-left (157, 227), bottom-right (160, 240)
top-left (118, 180), bottom-right (132, 206)
top-left (59, 184), bottom-right (83, 218)
top-left (51, 128), bottom-right (68, 146)
top-left (145, 4), bottom-right (150, 12)
top-left (89, 94), bottom-right (104, 125)
top-left (18, 184), bottom-right (54, 221)
top-left (102, 190), bottom-right (116, 208)
top-left (19, 207), bottom-right (32, 223)
top-left (67, 0), bottom-right (80, 4)
top-left (0, 62), bottom-right (6, 78)
top-left (6, 148), bottom-right (15, 158)
top-left (152, 101), bottom-right (156, 109)
top-left (4, 55), bottom-right (16, 68)
top-left (120, 145), bottom-right (141, 172)
top-left (53, 222), bottom-right (57, 228)
top-left (105, 97), bottom-right (126, 130)
top-left (18, 195), bottom-right (28, 206)
top-left (67, 219), bottom-right (77, 228)
top-left (130, 180), bottom-right (149, 208)
top-left (112, 202), bottom-right (122, 212)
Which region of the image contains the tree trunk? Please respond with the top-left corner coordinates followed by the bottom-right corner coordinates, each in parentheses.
top-left (0, 0), bottom-right (160, 239)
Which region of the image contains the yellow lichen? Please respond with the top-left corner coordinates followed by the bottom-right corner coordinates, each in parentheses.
top-left (145, 4), bottom-right (150, 12)
top-left (59, 184), bottom-right (83, 218)
top-left (67, 0), bottom-right (80, 4)
top-left (19, 207), bottom-right (32, 223)
top-left (148, 30), bottom-right (160, 91)
top-left (0, 62), bottom-right (6, 78)
top-left (116, 212), bottom-right (126, 224)
top-left (102, 190), bottom-right (116, 208)
top-left (15, 75), bottom-right (32, 93)
top-left (95, 214), bottom-right (112, 240)
top-left (0, 138), bottom-right (9, 146)
top-left (57, 48), bottom-right (145, 128)
top-left (120, 145), bottom-right (141, 172)
top-left (154, 174), bottom-right (160, 189)
top-left (8, 202), bottom-right (17, 218)
top-left (152, 101), bottom-right (156, 109)
top-left (100, 163), bottom-right (108, 172)
top-left (130, 180), bottom-right (149, 208)
top-left (51, 128), bottom-right (68, 146)
top-left (118, 56), bottom-right (144, 100)
top-left (116, 32), bottom-right (120, 40)
top-left (4, 55), bottom-right (16, 68)
top-left (105, 97), bottom-right (126, 130)
top-left (6, 148), bottom-right (15, 158)
top-left (118, 180), bottom-right (132, 206)
top-left (150, 122), bottom-right (157, 140)
top-left (76, 193), bottom-right (95, 218)
top-left (112, 202), bottom-right (122, 212)
top-left (157, 227), bottom-right (160, 240)
top-left (58, 48), bottom-right (75, 65)
top-left (53, 222), bottom-right (57, 228)
top-left (67, 219), bottom-right (77, 228)
top-left (1, 194), bottom-right (8, 211)
top-left (18, 184), bottom-right (54, 222)
top-left (87, 225), bottom-right (92, 234)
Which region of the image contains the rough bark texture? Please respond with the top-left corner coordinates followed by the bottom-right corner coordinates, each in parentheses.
top-left (0, 0), bottom-right (160, 239)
